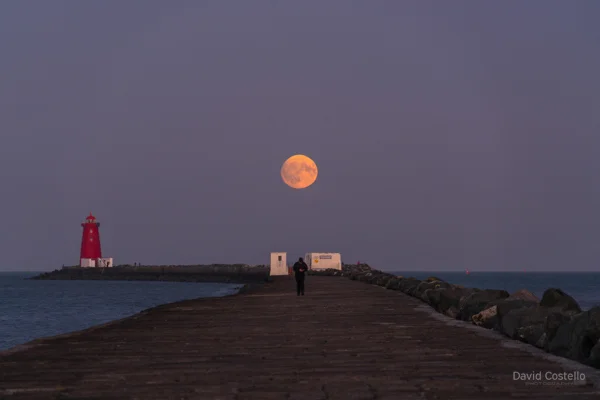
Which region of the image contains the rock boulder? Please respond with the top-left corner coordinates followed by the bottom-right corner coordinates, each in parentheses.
top-left (547, 306), bottom-right (600, 367)
top-left (540, 288), bottom-right (581, 313)
top-left (445, 306), bottom-right (459, 319)
top-left (385, 277), bottom-right (401, 290)
top-left (374, 273), bottom-right (395, 287)
top-left (457, 290), bottom-right (510, 321)
top-left (398, 278), bottom-right (421, 295)
top-left (492, 299), bottom-right (539, 331)
top-left (435, 286), bottom-right (478, 314)
top-left (508, 289), bottom-right (539, 302)
top-left (414, 280), bottom-right (451, 298)
top-left (499, 305), bottom-right (549, 339)
top-left (472, 306), bottom-right (498, 329)
top-left (421, 287), bottom-right (451, 308)
top-left (543, 311), bottom-right (575, 351)
top-left (517, 324), bottom-right (546, 348)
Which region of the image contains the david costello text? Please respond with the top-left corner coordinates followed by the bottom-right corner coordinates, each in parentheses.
top-left (513, 371), bottom-right (586, 385)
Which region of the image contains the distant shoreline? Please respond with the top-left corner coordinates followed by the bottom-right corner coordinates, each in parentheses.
top-left (13, 269), bottom-right (600, 274)
top-left (30, 264), bottom-right (271, 284)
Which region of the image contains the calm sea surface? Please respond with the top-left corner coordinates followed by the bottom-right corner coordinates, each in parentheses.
top-left (0, 272), bottom-right (243, 351)
top-left (390, 271), bottom-right (600, 311)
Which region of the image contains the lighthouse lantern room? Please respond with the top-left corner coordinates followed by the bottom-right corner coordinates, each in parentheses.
top-left (80, 213), bottom-right (113, 267)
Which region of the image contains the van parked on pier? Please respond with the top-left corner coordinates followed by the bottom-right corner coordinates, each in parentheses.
top-left (304, 253), bottom-right (342, 270)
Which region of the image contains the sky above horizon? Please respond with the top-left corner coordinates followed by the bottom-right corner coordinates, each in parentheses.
top-left (1, 1), bottom-right (599, 271)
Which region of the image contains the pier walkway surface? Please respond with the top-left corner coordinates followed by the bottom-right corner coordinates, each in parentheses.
top-left (1, 277), bottom-right (600, 399)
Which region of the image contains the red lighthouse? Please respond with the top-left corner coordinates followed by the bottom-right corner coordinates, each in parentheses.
top-left (80, 213), bottom-right (102, 264)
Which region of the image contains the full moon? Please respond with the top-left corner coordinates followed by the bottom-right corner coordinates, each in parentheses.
top-left (280, 154), bottom-right (318, 189)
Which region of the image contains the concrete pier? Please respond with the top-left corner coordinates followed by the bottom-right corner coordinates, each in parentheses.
top-left (1, 276), bottom-right (599, 399)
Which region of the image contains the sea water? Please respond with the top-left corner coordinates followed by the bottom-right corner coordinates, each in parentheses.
top-left (0, 272), bottom-right (243, 351)
top-left (391, 271), bottom-right (600, 310)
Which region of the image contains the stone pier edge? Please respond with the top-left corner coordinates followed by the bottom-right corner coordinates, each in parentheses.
top-left (309, 264), bottom-right (600, 388)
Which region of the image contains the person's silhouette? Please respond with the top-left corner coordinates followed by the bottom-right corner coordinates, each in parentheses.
top-left (292, 257), bottom-right (308, 296)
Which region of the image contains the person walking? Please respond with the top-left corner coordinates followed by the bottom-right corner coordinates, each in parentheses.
top-left (293, 257), bottom-right (308, 296)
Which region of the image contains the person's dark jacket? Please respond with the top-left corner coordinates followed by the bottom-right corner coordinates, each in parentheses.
top-left (293, 261), bottom-right (308, 280)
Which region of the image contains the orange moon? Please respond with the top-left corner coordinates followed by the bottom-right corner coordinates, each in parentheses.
top-left (280, 154), bottom-right (318, 189)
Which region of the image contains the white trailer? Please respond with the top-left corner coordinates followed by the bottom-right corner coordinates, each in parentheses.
top-left (304, 253), bottom-right (342, 270)
top-left (270, 252), bottom-right (288, 276)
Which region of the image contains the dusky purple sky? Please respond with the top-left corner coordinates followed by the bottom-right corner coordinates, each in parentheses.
top-left (1, 1), bottom-right (599, 271)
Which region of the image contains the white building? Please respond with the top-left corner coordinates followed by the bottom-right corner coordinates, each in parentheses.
top-left (304, 253), bottom-right (342, 270)
top-left (80, 258), bottom-right (114, 268)
top-left (269, 252), bottom-right (288, 276)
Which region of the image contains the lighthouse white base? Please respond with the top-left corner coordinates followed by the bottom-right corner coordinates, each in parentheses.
top-left (80, 258), bottom-right (95, 267)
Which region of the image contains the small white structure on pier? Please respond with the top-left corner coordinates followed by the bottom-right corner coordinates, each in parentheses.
top-left (98, 258), bottom-right (113, 267)
top-left (80, 258), bottom-right (114, 268)
top-left (305, 253), bottom-right (342, 270)
top-left (269, 252), bottom-right (288, 276)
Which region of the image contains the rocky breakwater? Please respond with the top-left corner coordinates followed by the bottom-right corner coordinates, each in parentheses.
top-left (311, 264), bottom-right (600, 369)
top-left (32, 264), bottom-right (270, 284)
